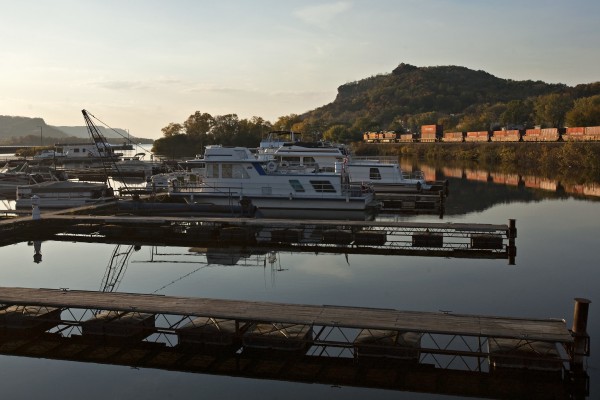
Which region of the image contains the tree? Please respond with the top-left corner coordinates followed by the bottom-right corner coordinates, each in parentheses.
top-left (322, 124), bottom-right (352, 143)
top-left (501, 99), bottom-right (534, 128)
top-left (534, 93), bottom-right (572, 127)
top-left (272, 114), bottom-right (302, 131)
top-left (184, 112), bottom-right (213, 136)
top-left (211, 114), bottom-right (240, 146)
top-left (161, 122), bottom-right (183, 138)
top-left (565, 95), bottom-right (600, 127)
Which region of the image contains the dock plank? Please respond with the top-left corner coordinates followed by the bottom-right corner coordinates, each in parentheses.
top-left (0, 287), bottom-right (571, 343)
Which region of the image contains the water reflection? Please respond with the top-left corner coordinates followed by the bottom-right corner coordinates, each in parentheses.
top-left (433, 164), bottom-right (600, 199)
top-left (0, 165), bottom-right (597, 400)
top-left (0, 329), bottom-right (585, 400)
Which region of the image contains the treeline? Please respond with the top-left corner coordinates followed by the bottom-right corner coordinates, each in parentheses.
top-left (154, 63), bottom-right (600, 156)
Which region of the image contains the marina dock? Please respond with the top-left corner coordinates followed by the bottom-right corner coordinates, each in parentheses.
top-left (0, 204), bottom-right (517, 263)
top-left (0, 287), bottom-right (590, 399)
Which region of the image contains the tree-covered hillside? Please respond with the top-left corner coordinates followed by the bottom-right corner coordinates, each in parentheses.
top-left (299, 64), bottom-right (600, 141)
top-left (0, 116), bottom-right (67, 145)
top-left (154, 63), bottom-right (600, 157)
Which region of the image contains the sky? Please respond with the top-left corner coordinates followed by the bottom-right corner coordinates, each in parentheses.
top-left (1, 0), bottom-right (599, 140)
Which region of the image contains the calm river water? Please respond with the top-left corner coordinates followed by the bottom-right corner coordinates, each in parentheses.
top-left (0, 163), bottom-right (598, 400)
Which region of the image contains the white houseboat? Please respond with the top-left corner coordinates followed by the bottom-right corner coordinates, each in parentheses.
top-left (264, 140), bottom-right (429, 191)
top-left (57, 142), bottom-right (120, 159)
top-left (168, 146), bottom-right (377, 213)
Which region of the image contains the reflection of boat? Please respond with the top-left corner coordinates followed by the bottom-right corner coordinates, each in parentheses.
top-left (169, 145), bottom-right (377, 212)
top-left (15, 181), bottom-right (116, 209)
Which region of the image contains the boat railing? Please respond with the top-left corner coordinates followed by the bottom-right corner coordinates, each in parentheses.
top-left (351, 156), bottom-right (399, 165)
top-left (402, 171), bottom-right (426, 181)
top-left (170, 180), bottom-right (373, 199)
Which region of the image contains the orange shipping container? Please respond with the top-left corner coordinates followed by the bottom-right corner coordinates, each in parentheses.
top-left (421, 124), bottom-right (443, 134)
top-left (585, 126), bottom-right (600, 136)
top-left (566, 127), bottom-right (585, 135)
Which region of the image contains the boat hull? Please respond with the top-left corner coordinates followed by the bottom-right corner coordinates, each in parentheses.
top-left (170, 191), bottom-right (376, 212)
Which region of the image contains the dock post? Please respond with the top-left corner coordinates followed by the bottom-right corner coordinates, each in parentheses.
top-left (507, 219), bottom-right (516, 265)
top-left (571, 298), bottom-right (591, 371)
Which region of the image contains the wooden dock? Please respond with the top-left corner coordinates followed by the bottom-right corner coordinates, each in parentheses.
top-left (0, 287), bottom-right (590, 399)
top-left (0, 202), bottom-right (517, 262)
top-left (0, 287), bottom-right (570, 342)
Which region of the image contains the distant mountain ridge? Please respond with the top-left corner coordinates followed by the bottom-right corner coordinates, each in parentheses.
top-left (0, 115), bottom-right (150, 145)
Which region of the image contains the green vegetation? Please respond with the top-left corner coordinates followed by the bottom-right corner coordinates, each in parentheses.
top-left (155, 64), bottom-right (600, 157)
top-left (353, 142), bottom-right (600, 184)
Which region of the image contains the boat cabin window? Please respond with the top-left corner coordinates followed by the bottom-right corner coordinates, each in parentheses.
top-left (302, 156), bottom-right (316, 166)
top-left (206, 164), bottom-right (219, 178)
top-left (288, 180), bottom-right (305, 192)
top-left (310, 180), bottom-right (336, 193)
top-left (222, 164), bottom-right (233, 178)
top-left (221, 164), bottom-right (248, 179)
top-left (369, 167), bottom-right (382, 180)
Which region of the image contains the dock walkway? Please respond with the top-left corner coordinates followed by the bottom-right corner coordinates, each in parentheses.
top-left (0, 204), bottom-right (517, 262)
top-left (0, 289), bottom-right (590, 399)
top-left (0, 287), bottom-right (569, 342)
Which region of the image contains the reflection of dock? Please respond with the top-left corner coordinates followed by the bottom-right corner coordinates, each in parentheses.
top-left (0, 213), bottom-right (518, 263)
top-left (0, 288), bottom-right (590, 400)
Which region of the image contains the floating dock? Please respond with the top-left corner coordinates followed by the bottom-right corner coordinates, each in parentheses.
top-left (0, 209), bottom-right (517, 263)
top-left (0, 288), bottom-right (590, 399)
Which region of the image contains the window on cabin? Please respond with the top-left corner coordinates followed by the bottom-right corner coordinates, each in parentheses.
top-left (303, 156), bottom-right (316, 166)
top-left (289, 180), bottom-right (305, 192)
top-left (279, 156), bottom-right (301, 166)
top-left (74, 148), bottom-right (80, 153)
top-left (222, 164), bottom-right (233, 178)
top-left (206, 164), bottom-right (218, 178)
top-left (232, 164), bottom-right (249, 179)
top-left (310, 180), bottom-right (336, 193)
top-left (369, 167), bottom-right (382, 180)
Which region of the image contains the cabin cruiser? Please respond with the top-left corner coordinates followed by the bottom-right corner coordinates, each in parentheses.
top-left (168, 145), bottom-right (377, 213)
top-left (263, 139), bottom-right (429, 191)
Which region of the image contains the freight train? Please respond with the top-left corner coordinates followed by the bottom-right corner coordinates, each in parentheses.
top-left (363, 125), bottom-right (600, 143)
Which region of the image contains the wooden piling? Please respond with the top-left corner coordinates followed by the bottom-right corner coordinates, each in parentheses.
top-left (570, 298), bottom-right (591, 371)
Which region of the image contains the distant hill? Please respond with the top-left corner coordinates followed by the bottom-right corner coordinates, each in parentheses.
top-left (0, 115), bottom-right (151, 145)
top-left (301, 63), bottom-right (600, 133)
top-left (55, 126), bottom-right (132, 141)
top-left (0, 116), bottom-right (67, 142)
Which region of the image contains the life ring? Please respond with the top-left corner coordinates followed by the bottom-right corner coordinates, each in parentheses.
top-left (266, 161), bottom-right (278, 172)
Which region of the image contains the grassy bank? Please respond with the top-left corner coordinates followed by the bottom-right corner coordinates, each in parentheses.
top-left (353, 142), bottom-right (600, 184)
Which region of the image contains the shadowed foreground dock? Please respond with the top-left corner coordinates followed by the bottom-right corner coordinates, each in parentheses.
top-left (0, 287), bottom-right (590, 399)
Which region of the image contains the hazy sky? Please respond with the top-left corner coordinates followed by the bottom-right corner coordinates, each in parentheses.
top-left (1, 0), bottom-right (599, 139)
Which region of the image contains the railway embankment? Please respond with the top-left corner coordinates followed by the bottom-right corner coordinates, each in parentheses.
top-left (355, 142), bottom-right (600, 184)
